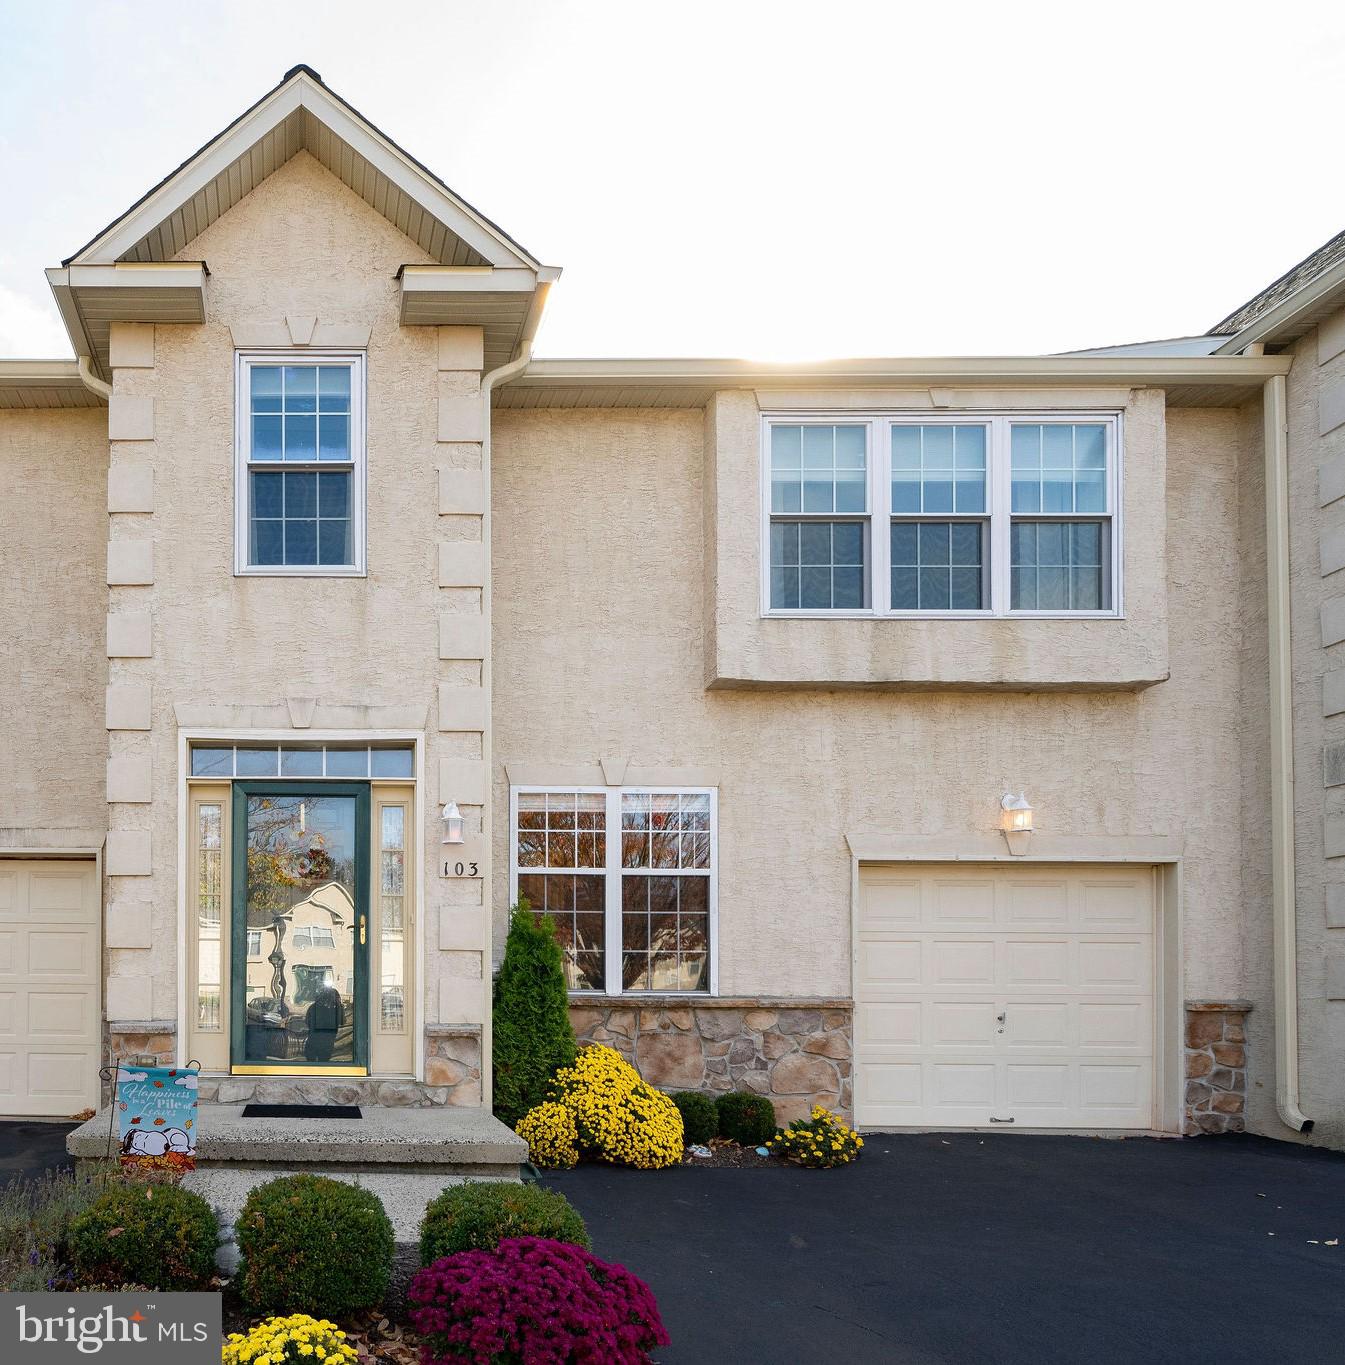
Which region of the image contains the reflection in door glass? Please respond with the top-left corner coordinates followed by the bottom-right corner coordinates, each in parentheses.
top-left (242, 795), bottom-right (358, 1066)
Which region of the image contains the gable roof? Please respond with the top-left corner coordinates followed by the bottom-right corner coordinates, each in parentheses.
top-left (1209, 227), bottom-right (1345, 353)
top-left (65, 65), bottom-right (545, 272)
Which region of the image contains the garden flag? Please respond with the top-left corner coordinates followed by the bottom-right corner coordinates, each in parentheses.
top-left (116, 1065), bottom-right (199, 1171)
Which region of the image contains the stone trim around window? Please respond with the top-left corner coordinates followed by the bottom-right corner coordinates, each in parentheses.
top-left (1184, 1000), bottom-right (1250, 1135)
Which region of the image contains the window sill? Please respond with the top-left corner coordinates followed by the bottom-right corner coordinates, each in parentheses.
top-left (762, 609), bottom-right (1125, 621)
top-left (567, 994), bottom-right (853, 1009)
top-left (235, 566), bottom-right (367, 578)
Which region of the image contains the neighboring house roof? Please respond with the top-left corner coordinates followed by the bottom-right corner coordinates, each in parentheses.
top-left (1208, 227), bottom-right (1345, 355)
top-left (1055, 336), bottom-right (1227, 359)
top-left (45, 65), bottom-right (560, 379)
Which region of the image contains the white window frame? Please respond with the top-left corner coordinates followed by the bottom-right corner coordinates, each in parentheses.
top-left (760, 412), bottom-right (1123, 619)
top-left (508, 784), bottom-right (719, 997)
top-left (234, 351), bottom-right (368, 577)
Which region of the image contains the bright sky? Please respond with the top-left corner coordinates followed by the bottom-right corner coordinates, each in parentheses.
top-left (3, 0), bottom-right (1344, 361)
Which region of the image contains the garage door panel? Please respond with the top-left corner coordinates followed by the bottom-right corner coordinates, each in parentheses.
top-left (27, 929), bottom-right (96, 978)
top-left (856, 863), bottom-right (1154, 1131)
top-left (1077, 940), bottom-right (1149, 988)
top-left (1080, 879), bottom-right (1151, 928)
top-left (1004, 1064), bottom-right (1070, 1109)
top-left (1005, 939), bottom-right (1071, 986)
top-left (0, 862), bottom-right (99, 1116)
top-left (930, 880), bottom-right (995, 924)
top-left (929, 1001), bottom-right (998, 1046)
top-left (859, 875), bottom-right (922, 926)
top-left (859, 937), bottom-right (921, 986)
top-left (931, 1063), bottom-right (996, 1106)
top-left (856, 1001), bottom-right (921, 1047)
top-left (1004, 881), bottom-right (1070, 926)
top-left (930, 939), bottom-right (995, 985)
top-left (1078, 1001), bottom-right (1150, 1050)
top-left (1003, 1002), bottom-right (1071, 1049)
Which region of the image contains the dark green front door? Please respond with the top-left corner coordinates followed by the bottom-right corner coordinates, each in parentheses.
top-left (230, 782), bottom-right (371, 1073)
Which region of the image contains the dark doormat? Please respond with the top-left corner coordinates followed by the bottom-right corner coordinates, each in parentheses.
top-left (241, 1104), bottom-right (362, 1119)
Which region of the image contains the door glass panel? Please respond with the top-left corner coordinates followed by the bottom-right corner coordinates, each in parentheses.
top-left (242, 794), bottom-right (358, 1066)
top-left (197, 804), bottom-right (223, 1031)
top-left (379, 805), bottom-right (407, 1032)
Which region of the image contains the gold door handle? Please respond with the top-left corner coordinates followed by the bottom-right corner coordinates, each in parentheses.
top-left (359, 916), bottom-right (367, 945)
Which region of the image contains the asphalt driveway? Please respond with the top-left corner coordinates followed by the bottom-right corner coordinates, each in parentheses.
top-left (543, 1133), bottom-right (1345, 1365)
top-left (5, 1121), bottom-right (1342, 1362)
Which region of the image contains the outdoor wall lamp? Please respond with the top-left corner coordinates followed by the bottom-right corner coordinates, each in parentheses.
top-left (1000, 791), bottom-right (1033, 856)
top-left (441, 801), bottom-right (465, 845)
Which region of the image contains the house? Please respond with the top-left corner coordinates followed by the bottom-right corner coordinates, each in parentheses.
top-left (2, 64), bottom-right (1342, 1148)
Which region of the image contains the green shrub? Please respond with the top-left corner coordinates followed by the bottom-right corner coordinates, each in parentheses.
top-left (716, 1091), bottom-right (778, 1146)
top-left (671, 1091), bottom-right (718, 1145)
top-left (68, 1182), bottom-right (217, 1291)
top-left (419, 1181), bottom-right (590, 1264)
top-left (0, 1163), bottom-right (121, 1291)
top-left (236, 1174), bottom-right (392, 1316)
top-left (492, 899), bottom-right (576, 1129)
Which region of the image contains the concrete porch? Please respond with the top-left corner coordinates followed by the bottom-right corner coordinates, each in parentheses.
top-left (67, 1103), bottom-right (527, 1243)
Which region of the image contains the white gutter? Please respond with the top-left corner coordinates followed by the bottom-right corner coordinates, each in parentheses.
top-left (474, 329), bottom-right (538, 1112)
top-left (1264, 372), bottom-right (1313, 1133)
top-left (76, 354), bottom-right (112, 399)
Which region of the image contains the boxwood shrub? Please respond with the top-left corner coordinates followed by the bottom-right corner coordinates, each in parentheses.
top-left (236, 1174), bottom-right (392, 1315)
top-left (716, 1091), bottom-right (778, 1146)
top-left (68, 1182), bottom-right (218, 1291)
top-left (670, 1091), bottom-right (718, 1146)
top-left (419, 1181), bottom-right (589, 1264)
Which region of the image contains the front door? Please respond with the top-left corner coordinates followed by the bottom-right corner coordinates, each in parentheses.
top-left (230, 782), bottom-right (370, 1074)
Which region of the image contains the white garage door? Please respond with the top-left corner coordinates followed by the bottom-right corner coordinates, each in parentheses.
top-left (0, 861), bottom-right (101, 1116)
top-left (855, 863), bottom-right (1154, 1131)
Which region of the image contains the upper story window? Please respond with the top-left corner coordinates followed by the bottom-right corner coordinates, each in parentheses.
top-left (763, 414), bottom-right (1120, 617)
top-left (235, 353), bottom-right (366, 576)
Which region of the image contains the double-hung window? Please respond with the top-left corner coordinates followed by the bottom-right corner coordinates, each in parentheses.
top-left (764, 414), bottom-right (1119, 617)
top-left (235, 353), bottom-right (366, 575)
top-left (510, 787), bottom-right (717, 995)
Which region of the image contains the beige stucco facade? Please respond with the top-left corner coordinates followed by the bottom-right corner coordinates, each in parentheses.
top-left (0, 408), bottom-right (108, 844)
top-left (4, 63), bottom-right (1344, 1143)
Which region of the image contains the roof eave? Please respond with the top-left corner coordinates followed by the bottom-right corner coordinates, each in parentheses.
top-left (1212, 257), bottom-right (1345, 355)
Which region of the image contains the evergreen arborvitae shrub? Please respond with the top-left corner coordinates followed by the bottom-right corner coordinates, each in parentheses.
top-left (492, 899), bottom-right (576, 1129)
top-left (671, 1091), bottom-right (718, 1145)
top-left (419, 1181), bottom-right (590, 1264)
top-left (716, 1091), bottom-right (778, 1146)
top-left (68, 1182), bottom-right (218, 1291)
top-left (235, 1174), bottom-right (392, 1316)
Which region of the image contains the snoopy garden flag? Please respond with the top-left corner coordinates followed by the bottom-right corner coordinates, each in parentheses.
top-left (115, 1064), bottom-right (199, 1171)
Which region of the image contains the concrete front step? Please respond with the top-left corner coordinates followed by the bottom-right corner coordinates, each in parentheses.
top-left (67, 1103), bottom-right (527, 1177)
top-left (180, 1167), bottom-right (513, 1246)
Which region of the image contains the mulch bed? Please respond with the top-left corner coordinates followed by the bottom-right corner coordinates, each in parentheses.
top-left (681, 1137), bottom-right (782, 1168)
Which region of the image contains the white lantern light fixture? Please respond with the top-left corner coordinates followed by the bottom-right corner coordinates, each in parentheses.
top-left (1000, 791), bottom-right (1033, 855)
top-left (441, 801), bottom-right (465, 845)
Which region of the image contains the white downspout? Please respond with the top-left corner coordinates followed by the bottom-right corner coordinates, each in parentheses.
top-left (76, 354), bottom-right (112, 399)
top-left (1264, 371), bottom-right (1313, 1133)
top-left (475, 299), bottom-right (544, 1112)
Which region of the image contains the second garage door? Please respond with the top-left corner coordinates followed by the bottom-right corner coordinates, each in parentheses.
top-left (855, 863), bottom-right (1155, 1131)
top-left (0, 860), bottom-right (101, 1117)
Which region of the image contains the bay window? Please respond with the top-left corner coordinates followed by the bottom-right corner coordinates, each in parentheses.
top-left (763, 413), bottom-right (1119, 617)
top-left (510, 787), bottom-right (717, 995)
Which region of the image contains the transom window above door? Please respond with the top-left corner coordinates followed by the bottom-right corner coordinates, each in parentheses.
top-left (762, 414), bottom-right (1121, 618)
top-left (235, 353), bottom-right (366, 576)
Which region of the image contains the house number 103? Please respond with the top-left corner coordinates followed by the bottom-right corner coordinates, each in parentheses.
top-left (443, 859), bottom-right (480, 878)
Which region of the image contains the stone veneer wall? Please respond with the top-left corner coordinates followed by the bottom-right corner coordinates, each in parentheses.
top-left (569, 998), bottom-right (853, 1126)
top-left (107, 1025), bottom-right (483, 1109)
top-left (1184, 1001), bottom-right (1250, 1134)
